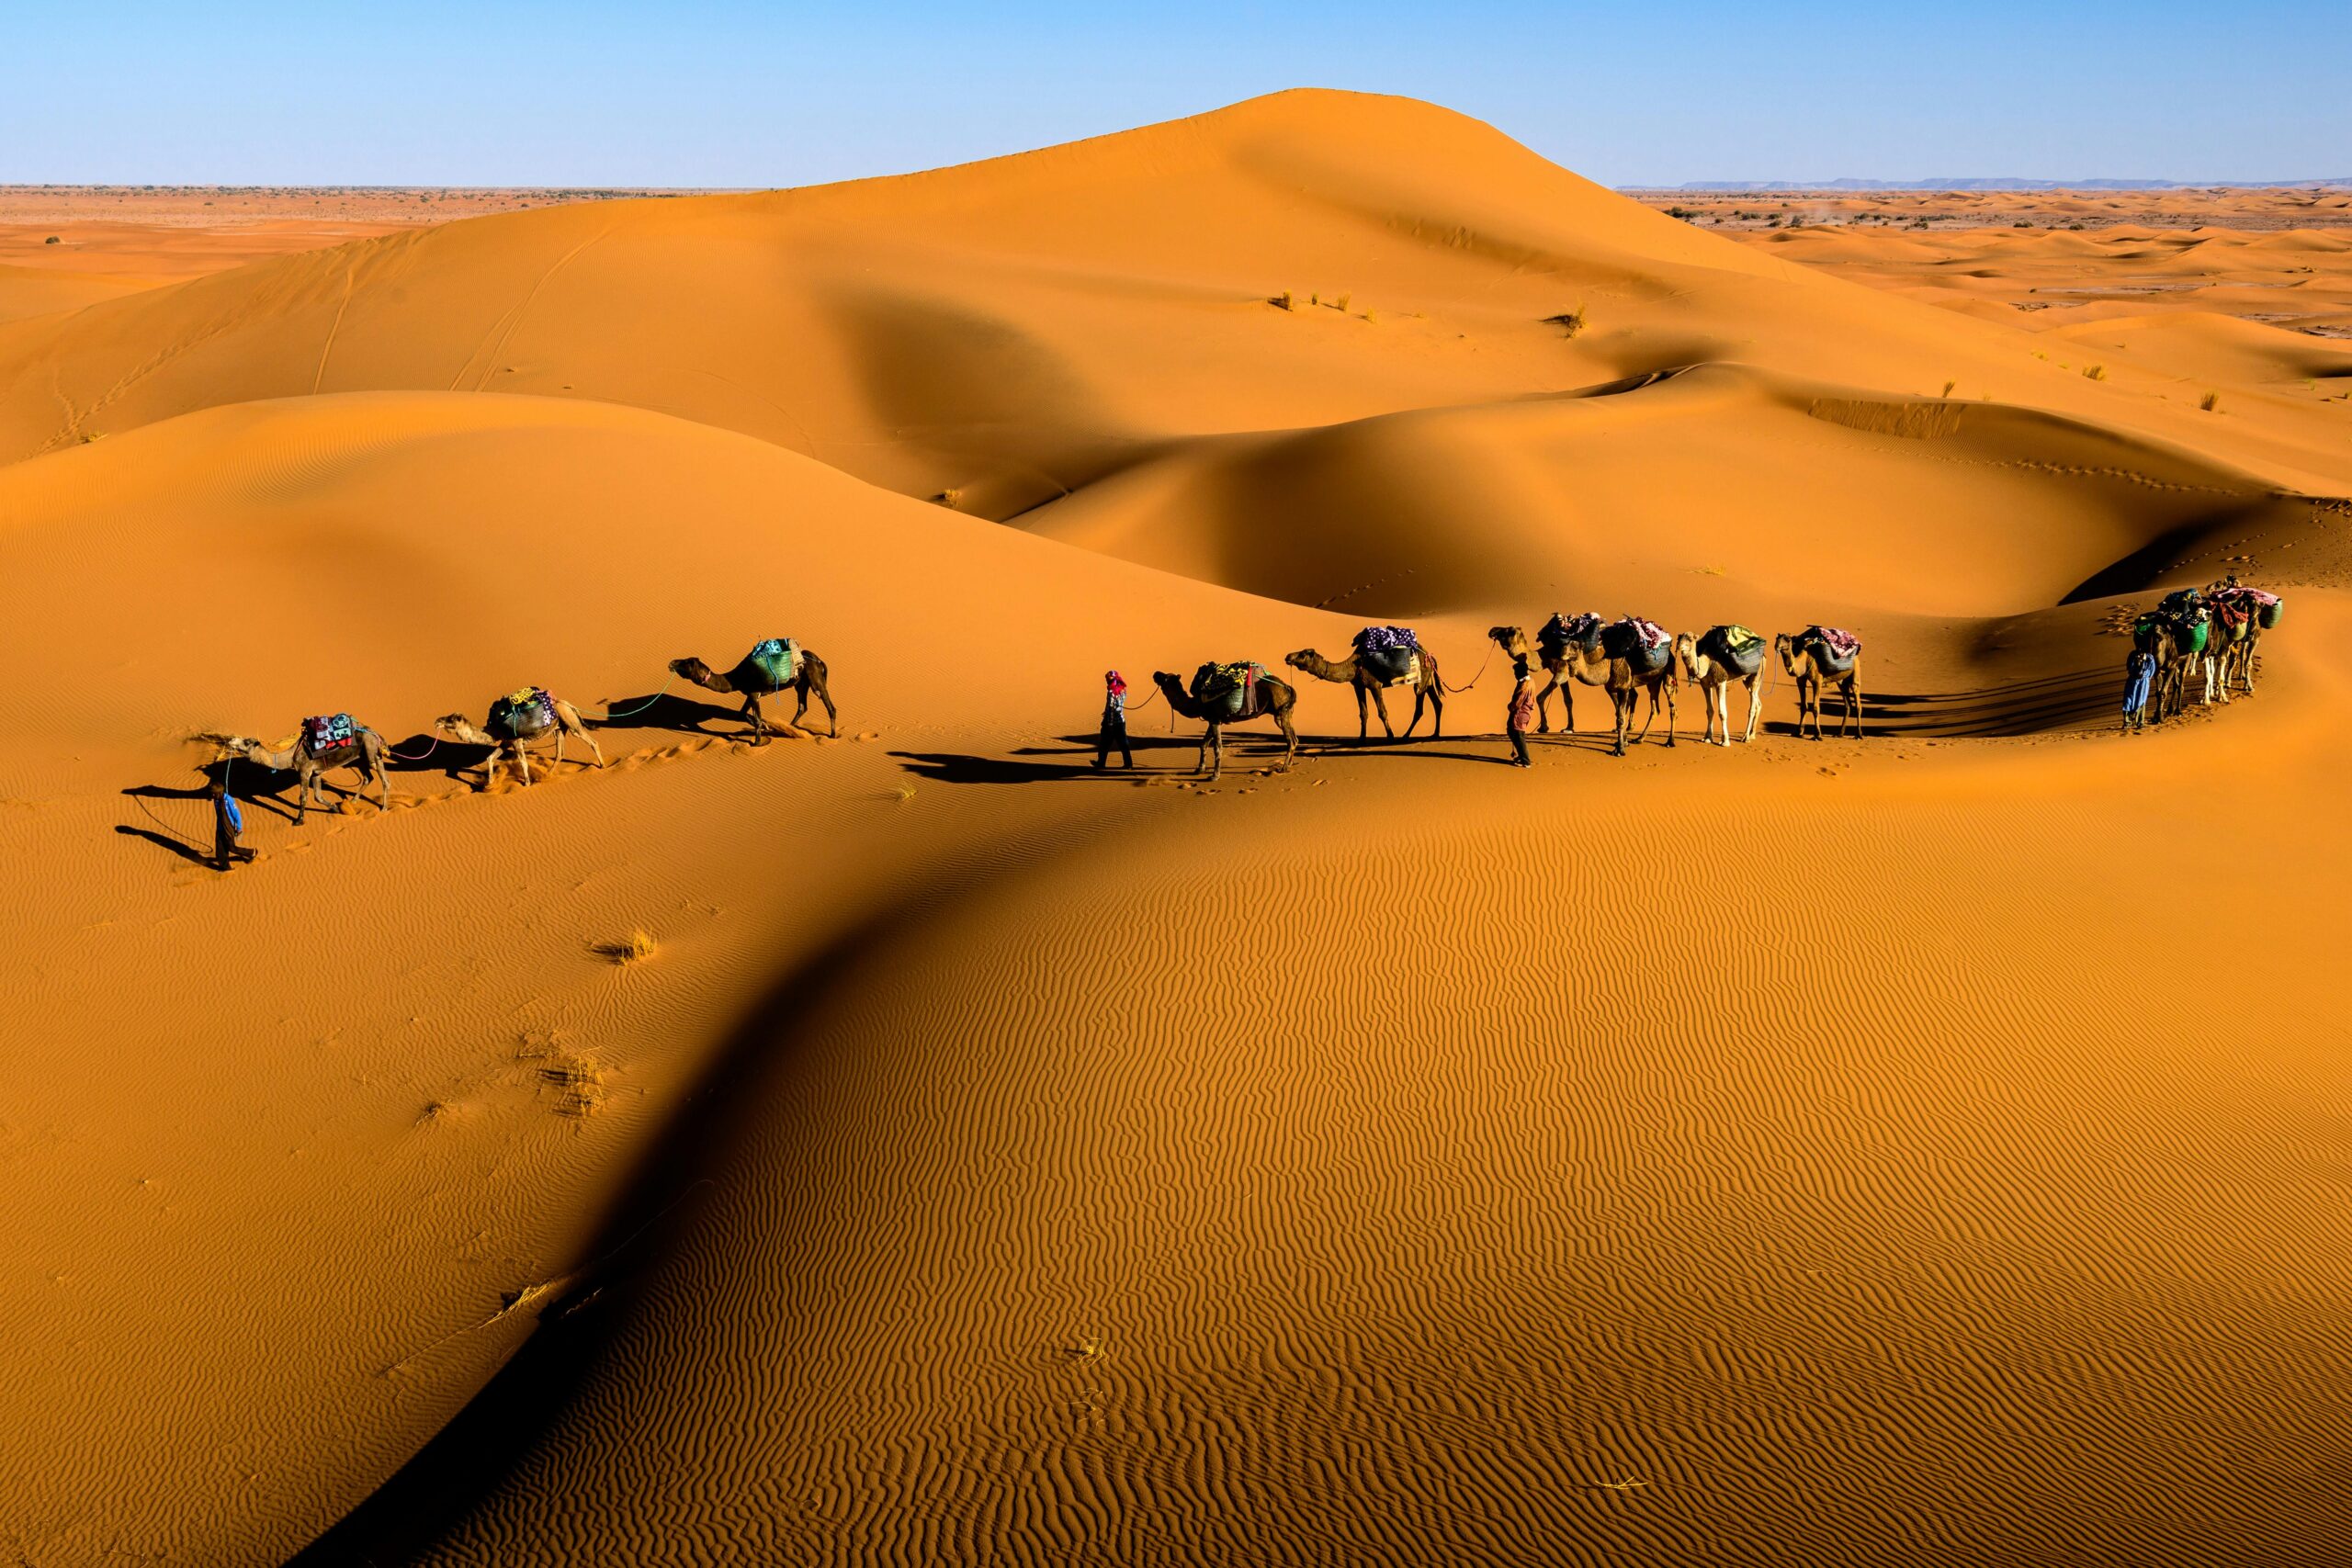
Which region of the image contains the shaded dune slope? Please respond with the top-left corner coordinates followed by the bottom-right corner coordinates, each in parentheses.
top-left (304, 651), bottom-right (2352, 1565)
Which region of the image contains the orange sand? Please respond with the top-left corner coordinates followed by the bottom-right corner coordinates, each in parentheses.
top-left (4, 93), bottom-right (2350, 1566)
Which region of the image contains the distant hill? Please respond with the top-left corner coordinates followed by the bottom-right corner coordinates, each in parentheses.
top-left (1634, 177), bottom-right (2352, 192)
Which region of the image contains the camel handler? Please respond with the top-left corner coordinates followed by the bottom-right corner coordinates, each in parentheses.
top-left (1506, 653), bottom-right (1535, 768)
top-left (209, 775), bottom-right (255, 871)
top-left (2122, 646), bottom-right (2155, 733)
top-left (1094, 670), bottom-right (1135, 771)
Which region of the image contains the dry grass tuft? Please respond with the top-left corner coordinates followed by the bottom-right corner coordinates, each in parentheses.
top-left (931, 488), bottom-right (964, 510)
top-left (1941, 379), bottom-right (1957, 398)
top-left (1335, 292), bottom-right (1351, 311)
top-left (537, 1050), bottom-right (610, 1117)
top-left (594, 929), bottom-right (658, 965)
top-left (1544, 304), bottom-right (1589, 338)
top-left (1270, 289), bottom-right (1294, 310)
top-left (2200, 389), bottom-right (2223, 412)
top-left (2084, 364), bottom-right (2109, 381)
top-left (894, 780), bottom-right (918, 804)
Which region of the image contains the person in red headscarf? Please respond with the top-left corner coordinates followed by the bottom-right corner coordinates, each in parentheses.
top-left (1094, 670), bottom-right (1134, 771)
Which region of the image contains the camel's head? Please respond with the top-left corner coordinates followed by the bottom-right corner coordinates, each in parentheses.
top-left (1772, 633), bottom-right (1805, 674)
top-left (1673, 632), bottom-right (1707, 679)
top-left (667, 657), bottom-right (711, 682)
top-left (433, 713), bottom-right (471, 737)
top-left (194, 732), bottom-right (257, 763)
top-left (1488, 626), bottom-right (1527, 658)
top-left (1282, 649), bottom-right (1317, 671)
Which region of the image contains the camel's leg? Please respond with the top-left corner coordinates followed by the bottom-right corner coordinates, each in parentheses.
top-left (1662, 679), bottom-right (1679, 748)
top-left (1207, 725), bottom-right (1224, 784)
top-left (295, 766), bottom-right (311, 826)
top-left (514, 744), bottom-right (533, 786)
top-left (560, 707), bottom-right (605, 769)
top-left (1534, 674), bottom-right (1562, 734)
top-left (1353, 683), bottom-right (1370, 742)
top-left (741, 694), bottom-right (767, 745)
top-left (1405, 685), bottom-right (1428, 739)
top-left (1633, 680), bottom-right (1658, 743)
top-left (811, 676), bottom-right (837, 737)
top-left (1612, 691), bottom-right (1630, 757)
top-left (1844, 679), bottom-right (1860, 739)
top-left (1428, 682), bottom-right (1442, 740)
top-left (1369, 683), bottom-right (1397, 739)
top-left (1744, 678), bottom-right (1761, 742)
top-left (1277, 710), bottom-right (1298, 772)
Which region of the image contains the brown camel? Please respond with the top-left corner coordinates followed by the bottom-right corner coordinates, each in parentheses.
top-left (1492, 619), bottom-right (1672, 755)
top-left (203, 725), bottom-right (391, 824)
top-left (1283, 641), bottom-right (1443, 741)
top-left (435, 689), bottom-right (605, 786)
top-left (1773, 628), bottom-right (1862, 739)
top-left (1498, 613), bottom-right (1613, 733)
top-left (1151, 667), bottom-right (1299, 782)
top-left (2143, 594), bottom-right (2216, 721)
top-left (669, 641), bottom-right (836, 741)
top-left (1672, 626), bottom-right (1766, 746)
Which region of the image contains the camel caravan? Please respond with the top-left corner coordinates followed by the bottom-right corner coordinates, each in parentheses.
top-left (181, 583), bottom-right (2284, 861)
top-left (2126, 579), bottom-right (2282, 731)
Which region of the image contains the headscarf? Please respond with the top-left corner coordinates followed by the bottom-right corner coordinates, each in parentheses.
top-left (1105, 671), bottom-right (1126, 696)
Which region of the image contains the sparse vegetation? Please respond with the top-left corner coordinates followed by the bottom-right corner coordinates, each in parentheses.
top-left (1271, 290), bottom-right (1294, 310)
top-left (594, 929), bottom-right (658, 965)
top-left (2200, 390), bottom-right (2223, 412)
top-left (2084, 364), bottom-right (2108, 381)
top-left (1544, 304), bottom-right (1588, 339)
top-left (1941, 379), bottom-right (1957, 398)
top-left (895, 780), bottom-right (917, 804)
top-left (932, 488), bottom-right (964, 510)
top-left (537, 1049), bottom-right (610, 1117)
top-left (1335, 293), bottom-right (1351, 311)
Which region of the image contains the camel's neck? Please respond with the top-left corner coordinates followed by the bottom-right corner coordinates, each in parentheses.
top-left (1156, 682), bottom-right (1204, 720)
top-left (1305, 653), bottom-right (1354, 682)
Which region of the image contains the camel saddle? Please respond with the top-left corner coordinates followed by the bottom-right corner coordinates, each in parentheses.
top-left (1190, 660), bottom-right (1262, 719)
top-left (1700, 625), bottom-right (1766, 677)
top-left (1354, 626), bottom-right (1421, 687)
top-left (750, 637), bottom-right (801, 687)
top-left (1601, 616), bottom-right (1673, 676)
top-left (1805, 626), bottom-right (1861, 672)
top-left (300, 713), bottom-right (356, 756)
top-left (1542, 612), bottom-right (1602, 652)
top-left (489, 687), bottom-right (556, 741)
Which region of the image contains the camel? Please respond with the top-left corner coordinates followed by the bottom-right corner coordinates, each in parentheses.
top-left (203, 724), bottom-right (391, 824)
top-left (1150, 667), bottom-right (1299, 782)
top-left (1283, 640), bottom-right (1443, 741)
top-left (435, 690), bottom-right (605, 787)
top-left (668, 641), bottom-right (836, 741)
top-left (1491, 619), bottom-right (1673, 756)
top-left (1498, 614), bottom-right (1613, 733)
top-left (1672, 626), bottom-right (1766, 746)
top-left (2145, 598), bottom-right (2216, 721)
top-left (1773, 629), bottom-right (1863, 739)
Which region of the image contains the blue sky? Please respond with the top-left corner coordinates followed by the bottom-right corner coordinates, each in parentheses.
top-left (6, 2), bottom-right (2345, 187)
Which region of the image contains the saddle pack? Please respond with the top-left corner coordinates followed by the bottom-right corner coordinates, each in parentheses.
top-left (1701, 625), bottom-right (1766, 677)
top-left (1604, 616), bottom-right (1673, 675)
top-left (1190, 660), bottom-right (1263, 720)
top-left (1353, 626), bottom-right (1421, 687)
top-left (300, 713), bottom-right (356, 756)
top-left (488, 686), bottom-right (556, 742)
top-left (750, 637), bottom-right (801, 689)
top-left (1806, 626), bottom-right (1861, 673)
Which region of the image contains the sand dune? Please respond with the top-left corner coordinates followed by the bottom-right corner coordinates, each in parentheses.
top-left (4, 91), bottom-right (2351, 1567)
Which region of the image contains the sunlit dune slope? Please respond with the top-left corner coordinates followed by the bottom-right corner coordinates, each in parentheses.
top-left (6, 90), bottom-right (2345, 537)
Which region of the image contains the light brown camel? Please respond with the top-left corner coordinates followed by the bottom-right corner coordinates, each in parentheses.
top-left (1283, 642), bottom-right (1444, 740)
top-left (668, 642), bottom-right (836, 741)
top-left (1151, 668), bottom-right (1299, 782)
top-left (203, 725), bottom-right (391, 824)
top-left (1672, 626), bottom-right (1765, 746)
top-left (1504, 614), bottom-right (1614, 733)
top-left (1492, 620), bottom-right (1672, 755)
top-left (1773, 629), bottom-right (1862, 739)
top-left (435, 690), bottom-right (605, 786)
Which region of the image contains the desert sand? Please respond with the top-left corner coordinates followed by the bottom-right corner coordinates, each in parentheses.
top-left (3, 91), bottom-right (2350, 1565)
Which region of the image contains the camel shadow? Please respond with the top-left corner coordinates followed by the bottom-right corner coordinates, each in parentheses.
top-left (591, 691), bottom-right (760, 740)
top-left (894, 738), bottom-right (1202, 784)
top-left (1758, 668), bottom-right (2119, 739)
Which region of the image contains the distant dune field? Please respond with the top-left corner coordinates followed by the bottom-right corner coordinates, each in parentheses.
top-left (3, 92), bottom-right (2349, 1567)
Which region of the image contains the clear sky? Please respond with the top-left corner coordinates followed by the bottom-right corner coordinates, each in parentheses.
top-left (7, 2), bottom-right (2346, 188)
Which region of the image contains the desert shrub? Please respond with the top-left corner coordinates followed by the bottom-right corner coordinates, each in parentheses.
top-left (1544, 304), bottom-right (1588, 338)
top-left (2200, 390), bottom-right (2222, 412)
top-left (2084, 364), bottom-right (2109, 380)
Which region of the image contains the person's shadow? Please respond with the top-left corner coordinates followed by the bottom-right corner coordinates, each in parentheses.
top-left (119, 761), bottom-right (274, 866)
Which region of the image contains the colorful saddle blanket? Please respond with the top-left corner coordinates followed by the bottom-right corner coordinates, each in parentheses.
top-left (1603, 616), bottom-right (1672, 675)
top-left (1803, 626), bottom-right (1860, 673)
top-left (300, 713), bottom-right (356, 756)
top-left (1191, 660), bottom-right (1263, 719)
top-left (1354, 626), bottom-right (1421, 686)
top-left (489, 687), bottom-right (556, 742)
top-left (750, 637), bottom-right (801, 687)
top-left (1543, 612), bottom-right (1603, 649)
top-left (2211, 584), bottom-right (2283, 629)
